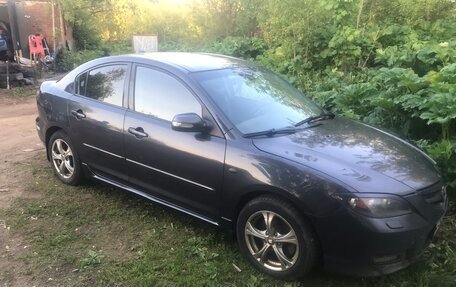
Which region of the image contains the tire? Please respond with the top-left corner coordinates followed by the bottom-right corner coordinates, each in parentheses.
top-left (48, 131), bottom-right (83, 185)
top-left (236, 195), bottom-right (319, 280)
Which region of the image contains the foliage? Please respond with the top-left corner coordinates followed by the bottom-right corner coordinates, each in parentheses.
top-left (420, 140), bottom-right (456, 188)
top-left (59, 0), bottom-right (107, 49)
top-left (81, 250), bottom-right (104, 268)
top-left (58, 0), bottom-right (456, 191)
top-left (252, 1), bottom-right (456, 191)
top-left (55, 49), bottom-right (105, 72)
top-left (101, 40), bottom-right (133, 56)
top-left (158, 36), bottom-right (266, 59)
top-left (203, 37), bottom-right (267, 59)
top-left (72, 22), bottom-right (102, 50)
top-left (304, 64), bottom-right (456, 188)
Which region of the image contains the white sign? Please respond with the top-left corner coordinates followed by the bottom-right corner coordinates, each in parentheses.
top-left (132, 35), bottom-right (158, 53)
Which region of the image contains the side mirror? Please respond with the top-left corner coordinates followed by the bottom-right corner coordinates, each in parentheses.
top-left (171, 113), bottom-right (211, 132)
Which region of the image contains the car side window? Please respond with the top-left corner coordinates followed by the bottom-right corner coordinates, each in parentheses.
top-left (64, 82), bottom-right (74, 94)
top-left (80, 65), bottom-right (127, 107)
top-left (75, 72), bottom-right (87, 96)
top-left (134, 66), bottom-right (202, 121)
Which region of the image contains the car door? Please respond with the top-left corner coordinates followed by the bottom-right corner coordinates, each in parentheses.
top-left (68, 63), bottom-right (130, 181)
top-left (124, 65), bottom-right (226, 218)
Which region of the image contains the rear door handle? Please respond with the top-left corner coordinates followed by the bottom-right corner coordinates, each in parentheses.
top-left (128, 127), bottom-right (148, 138)
top-left (71, 109), bottom-right (86, 119)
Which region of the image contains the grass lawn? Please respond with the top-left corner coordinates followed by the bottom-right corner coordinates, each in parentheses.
top-left (1, 154), bottom-right (455, 286)
top-left (0, 85), bottom-right (38, 103)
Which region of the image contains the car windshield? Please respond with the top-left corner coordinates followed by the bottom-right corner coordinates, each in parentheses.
top-left (192, 67), bottom-right (322, 134)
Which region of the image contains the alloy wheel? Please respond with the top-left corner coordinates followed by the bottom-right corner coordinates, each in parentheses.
top-left (51, 138), bottom-right (74, 179)
top-left (244, 210), bottom-right (299, 272)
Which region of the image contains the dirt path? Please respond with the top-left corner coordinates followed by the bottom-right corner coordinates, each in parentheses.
top-left (0, 97), bottom-right (44, 209)
top-left (0, 96), bottom-right (44, 287)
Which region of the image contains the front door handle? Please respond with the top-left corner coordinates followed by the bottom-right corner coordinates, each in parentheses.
top-left (71, 109), bottom-right (86, 119)
top-left (128, 127), bottom-right (148, 138)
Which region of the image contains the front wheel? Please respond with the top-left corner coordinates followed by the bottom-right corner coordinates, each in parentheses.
top-left (48, 131), bottom-right (83, 185)
top-left (237, 195), bottom-right (319, 280)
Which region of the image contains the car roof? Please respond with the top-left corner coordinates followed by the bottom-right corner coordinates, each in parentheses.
top-left (113, 52), bottom-right (254, 73)
top-left (56, 52), bottom-right (258, 90)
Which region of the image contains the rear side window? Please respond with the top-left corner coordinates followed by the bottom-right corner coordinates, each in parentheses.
top-left (64, 82), bottom-right (74, 93)
top-left (134, 66), bottom-right (201, 121)
top-left (76, 72), bottom-right (87, 96)
top-left (75, 65), bottom-right (127, 107)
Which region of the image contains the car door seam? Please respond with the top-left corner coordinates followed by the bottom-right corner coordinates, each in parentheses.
top-left (83, 143), bottom-right (124, 159)
top-left (125, 158), bottom-right (215, 191)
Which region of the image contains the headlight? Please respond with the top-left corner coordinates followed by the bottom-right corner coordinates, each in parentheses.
top-left (337, 194), bottom-right (412, 218)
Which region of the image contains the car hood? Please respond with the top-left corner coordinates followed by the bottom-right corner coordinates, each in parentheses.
top-left (252, 117), bottom-right (440, 195)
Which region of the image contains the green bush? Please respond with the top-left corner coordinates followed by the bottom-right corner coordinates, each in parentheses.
top-left (420, 140), bottom-right (456, 189)
top-left (72, 22), bottom-right (102, 51)
top-left (307, 69), bottom-right (456, 189)
top-left (55, 50), bottom-right (105, 72)
top-left (159, 37), bottom-right (267, 60)
top-left (101, 40), bottom-right (133, 56)
top-left (58, 0), bottom-right (456, 192)
top-left (159, 41), bottom-right (183, 52)
top-left (203, 37), bottom-right (267, 59)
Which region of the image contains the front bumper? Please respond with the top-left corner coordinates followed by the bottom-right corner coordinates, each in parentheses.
top-left (316, 183), bottom-right (448, 276)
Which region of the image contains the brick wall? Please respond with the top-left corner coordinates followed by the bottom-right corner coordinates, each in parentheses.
top-left (15, 1), bottom-right (73, 57)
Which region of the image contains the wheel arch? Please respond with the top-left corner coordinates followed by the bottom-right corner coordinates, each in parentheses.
top-left (234, 188), bottom-right (323, 278)
top-left (233, 188), bottom-right (317, 232)
top-left (44, 125), bottom-right (67, 160)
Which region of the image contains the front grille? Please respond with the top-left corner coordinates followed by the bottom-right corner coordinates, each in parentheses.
top-left (418, 183), bottom-right (445, 205)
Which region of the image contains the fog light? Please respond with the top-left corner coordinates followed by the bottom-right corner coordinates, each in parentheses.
top-left (372, 254), bottom-right (401, 265)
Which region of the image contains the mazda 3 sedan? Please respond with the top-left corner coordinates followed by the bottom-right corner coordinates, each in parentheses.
top-left (36, 53), bottom-right (447, 279)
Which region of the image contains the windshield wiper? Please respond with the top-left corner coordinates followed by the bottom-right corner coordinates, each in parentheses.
top-left (243, 127), bottom-right (297, 138)
top-left (294, 112), bottom-right (335, 127)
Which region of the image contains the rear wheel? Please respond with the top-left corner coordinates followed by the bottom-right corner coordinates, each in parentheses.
top-left (237, 195), bottom-right (319, 280)
top-left (48, 131), bottom-right (83, 185)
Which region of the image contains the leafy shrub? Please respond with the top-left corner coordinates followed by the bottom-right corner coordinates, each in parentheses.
top-left (80, 250), bottom-right (104, 269)
top-left (59, 0), bottom-right (456, 192)
top-left (101, 40), bottom-right (133, 55)
top-left (159, 41), bottom-right (188, 52)
top-left (420, 140), bottom-right (456, 189)
top-left (72, 22), bottom-right (102, 51)
top-left (304, 66), bottom-right (455, 192)
top-left (55, 50), bottom-right (105, 72)
top-left (158, 37), bottom-right (267, 61)
top-left (203, 37), bottom-right (267, 59)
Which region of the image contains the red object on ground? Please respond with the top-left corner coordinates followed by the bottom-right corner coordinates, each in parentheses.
top-left (29, 34), bottom-right (45, 60)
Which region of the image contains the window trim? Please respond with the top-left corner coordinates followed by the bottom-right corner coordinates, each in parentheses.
top-left (130, 64), bottom-right (204, 123)
top-left (71, 62), bottom-right (131, 109)
top-left (128, 63), bottom-right (225, 138)
top-left (75, 71), bottom-right (88, 96)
